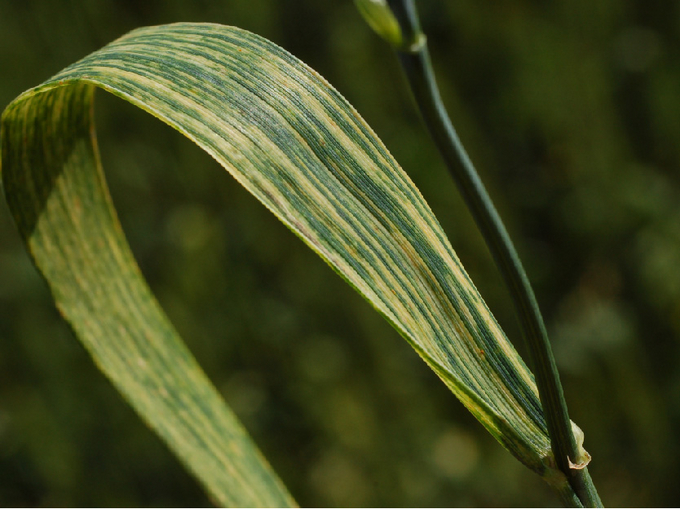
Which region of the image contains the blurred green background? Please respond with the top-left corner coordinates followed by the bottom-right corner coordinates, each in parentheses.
top-left (1, 0), bottom-right (679, 506)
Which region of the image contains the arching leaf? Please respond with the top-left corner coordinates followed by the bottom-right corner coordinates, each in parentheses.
top-left (1, 22), bottom-right (581, 505)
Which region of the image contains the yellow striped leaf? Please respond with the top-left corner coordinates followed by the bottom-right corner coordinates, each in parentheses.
top-left (0, 22), bottom-right (578, 504)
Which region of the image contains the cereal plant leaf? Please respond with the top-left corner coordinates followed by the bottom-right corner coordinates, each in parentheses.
top-left (0, 22), bottom-right (580, 504)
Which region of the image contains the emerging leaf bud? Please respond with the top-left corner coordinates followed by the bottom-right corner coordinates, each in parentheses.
top-left (354, 0), bottom-right (404, 49)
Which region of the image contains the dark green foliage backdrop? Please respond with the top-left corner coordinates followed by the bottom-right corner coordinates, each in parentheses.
top-left (1, 0), bottom-right (678, 506)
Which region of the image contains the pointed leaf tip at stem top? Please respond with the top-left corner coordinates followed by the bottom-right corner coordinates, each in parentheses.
top-left (355, 0), bottom-right (426, 52)
top-left (355, 0), bottom-right (414, 51)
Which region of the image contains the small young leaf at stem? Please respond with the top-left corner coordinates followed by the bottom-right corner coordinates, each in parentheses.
top-left (354, 0), bottom-right (403, 48)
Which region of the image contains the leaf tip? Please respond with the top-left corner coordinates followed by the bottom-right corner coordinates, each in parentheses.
top-left (354, 0), bottom-right (404, 49)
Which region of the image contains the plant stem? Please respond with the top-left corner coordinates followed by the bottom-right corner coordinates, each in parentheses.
top-left (384, 0), bottom-right (602, 506)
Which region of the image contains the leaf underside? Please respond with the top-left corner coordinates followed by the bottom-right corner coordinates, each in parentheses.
top-left (1, 22), bottom-right (578, 505)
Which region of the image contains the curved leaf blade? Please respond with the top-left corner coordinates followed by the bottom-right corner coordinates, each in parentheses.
top-left (1, 83), bottom-right (296, 507)
top-left (1, 22), bottom-right (579, 501)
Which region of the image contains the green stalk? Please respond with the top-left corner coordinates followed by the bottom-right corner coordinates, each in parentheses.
top-left (369, 0), bottom-right (602, 506)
